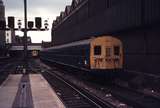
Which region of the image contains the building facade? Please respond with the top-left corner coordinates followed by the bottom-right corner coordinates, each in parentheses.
top-left (14, 35), bottom-right (32, 45)
top-left (6, 31), bottom-right (12, 44)
top-left (0, 0), bottom-right (5, 47)
top-left (51, 0), bottom-right (160, 74)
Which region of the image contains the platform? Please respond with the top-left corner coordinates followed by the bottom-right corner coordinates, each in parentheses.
top-left (0, 74), bottom-right (65, 108)
top-left (0, 74), bottom-right (22, 108)
top-left (30, 74), bottom-right (65, 108)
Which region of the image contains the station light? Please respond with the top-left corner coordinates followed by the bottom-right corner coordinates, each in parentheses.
top-left (28, 21), bottom-right (34, 29)
top-left (0, 20), bottom-right (6, 30)
top-left (35, 17), bottom-right (42, 29)
top-left (8, 16), bottom-right (15, 28)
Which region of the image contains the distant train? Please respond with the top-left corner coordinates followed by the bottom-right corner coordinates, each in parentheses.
top-left (32, 50), bottom-right (39, 57)
top-left (40, 36), bottom-right (123, 76)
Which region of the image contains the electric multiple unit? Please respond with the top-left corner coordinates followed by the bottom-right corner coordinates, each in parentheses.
top-left (40, 36), bottom-right (123, 76)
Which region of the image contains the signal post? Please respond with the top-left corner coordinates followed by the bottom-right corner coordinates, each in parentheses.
top-left (0, 0), bottom-right (49, 74)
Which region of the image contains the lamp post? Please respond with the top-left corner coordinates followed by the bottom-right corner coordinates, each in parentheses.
top-left (23, 0), bottom-right (28, 73)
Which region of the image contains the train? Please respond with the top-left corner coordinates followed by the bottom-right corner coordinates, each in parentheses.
top-left (32, 50), bottom-right (39, 57)
top-left (40, 36), bottom-right (123, 77)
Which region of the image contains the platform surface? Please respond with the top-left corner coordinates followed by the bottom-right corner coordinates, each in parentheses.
top-left (0, 74), bottom-right (22, 108)
top-left (0, 74), bottom-right (65, 108)
top-left (30, 74), bottom-right (65, 108)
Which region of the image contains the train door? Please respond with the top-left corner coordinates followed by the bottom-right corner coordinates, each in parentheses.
top-left (113, 45), bottom-right (121, 68)
top-left (105, 45), bottom-right (121, 69)
top-left (105, 46), bottom-right (113, 69)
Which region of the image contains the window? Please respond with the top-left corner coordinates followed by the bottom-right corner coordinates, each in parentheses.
top-left (6, 39), bottom-right (9, 43)
top-left (114, 46), bottom-right (120, 56)
top-left (94, 46), bottom-right (101, 55)
top-left (106, 48), bottom-right (111, 56)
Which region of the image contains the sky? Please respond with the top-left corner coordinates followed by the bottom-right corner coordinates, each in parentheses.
top-left (3, 0), bottom-right (72, 43)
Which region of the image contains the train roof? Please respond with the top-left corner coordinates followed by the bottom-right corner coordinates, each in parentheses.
top-left (42, 36), bottom-right (121, 51)
top-left (43, 38), bottom-right (92, 51)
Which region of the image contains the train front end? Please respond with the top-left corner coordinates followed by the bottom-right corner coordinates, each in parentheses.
top-left (90, 36), bottom-right (123, 73)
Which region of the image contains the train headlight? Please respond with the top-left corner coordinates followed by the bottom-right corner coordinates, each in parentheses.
top-left (84, 60), bottom-right (87, 65)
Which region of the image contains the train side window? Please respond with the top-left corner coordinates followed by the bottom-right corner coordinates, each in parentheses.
top-left (114, 46), bottom-right (120, 56)
top-left (106, 48), bottom-right (111, 56)
top-left (94, 46), bottom-right (101, 55)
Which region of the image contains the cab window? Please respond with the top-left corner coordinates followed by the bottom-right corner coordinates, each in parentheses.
top-left (94, 46), bottom-right (101, 55)
top-left (106, 48), bottom-right (111, 56)
top-left (114, 46), bottom-right (120, 56)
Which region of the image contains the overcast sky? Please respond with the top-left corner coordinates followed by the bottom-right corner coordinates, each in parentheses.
top-left (3, 0), bottom-right (72, 43)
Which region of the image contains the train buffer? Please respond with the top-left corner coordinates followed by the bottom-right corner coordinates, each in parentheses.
top-left (0, 74), bottom-right (65, 108)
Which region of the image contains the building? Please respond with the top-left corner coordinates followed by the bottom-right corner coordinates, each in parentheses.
top-left (0, 0), bottom-right (6, 56)
top-left (11, 29), bottom-right (15, 43)
top-left (41, 41), bottom-right (52, 48)
top-left (14, 35), bottom-right (32, 45)
top-left (0, 0), bottom-right (5, 47)
top-left (51, 0), bottom-right (160, 74)
top-left (6, 31), bottom-right (12, 44)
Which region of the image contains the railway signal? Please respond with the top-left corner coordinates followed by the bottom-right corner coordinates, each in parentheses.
top-left (8, 16), bottom-right (15, 28)
top-left (28, 21), bottom-right (34, 29)
top-left (17, 19), bottom-right (22, 29)
top-left (44, 20), bottom-right (49, 30)
top-left (0, 20), bottom-right (6, 30)
top-left (1, 17), bottom-right (48, 31)
top-left (35, 17), bottom-right (42, 29)
top-left (3, 0), bottom-right (49, 74)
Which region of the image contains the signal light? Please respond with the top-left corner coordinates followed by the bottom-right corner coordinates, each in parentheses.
top-left (35, 17), bottom-right (42, 29)
top-left (8, 16), bottom-right (15, 28)
top-left (28, 21), bottom-right (34, 29)
top-left (17, 19), bottom-right (22, 29)
top-left (44, 20), bottom-right (49, 30)
top-left (0, 20), bottom-right (6, 30)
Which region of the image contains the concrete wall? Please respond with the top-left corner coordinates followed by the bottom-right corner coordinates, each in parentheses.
top-left (115, 26), bottom-right (160, 74)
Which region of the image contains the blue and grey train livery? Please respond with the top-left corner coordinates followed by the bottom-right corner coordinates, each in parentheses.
top-left (40, 36), bottom-right (123, 75)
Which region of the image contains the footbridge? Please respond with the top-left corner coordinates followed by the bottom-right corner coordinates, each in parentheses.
top-left (9, 43), bottom-right (42, 51)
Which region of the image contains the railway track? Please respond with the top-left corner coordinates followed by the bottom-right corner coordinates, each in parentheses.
top-left (44, 69), bottom-right (160, 108)
top-left (114, 69), bottom-right (160, 107)
top-left (110, 85), bottom-right (160, 108)
top-left (38, 58), bottom-right (160, 108)
top-left (0, 57), bottom-right (17, 85)
top-left (0, 63), bottom-right (13, 85)
top-left (42, 70), bottom-right (116, 108)
top-left (0, 58), bottom-right (27, 85)
top-left (4, 58), bottom-right (160, 108)
top-left (0, 57), bottom-right (11, 69)
top-left (0, 68), bottom-right (12, 85)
